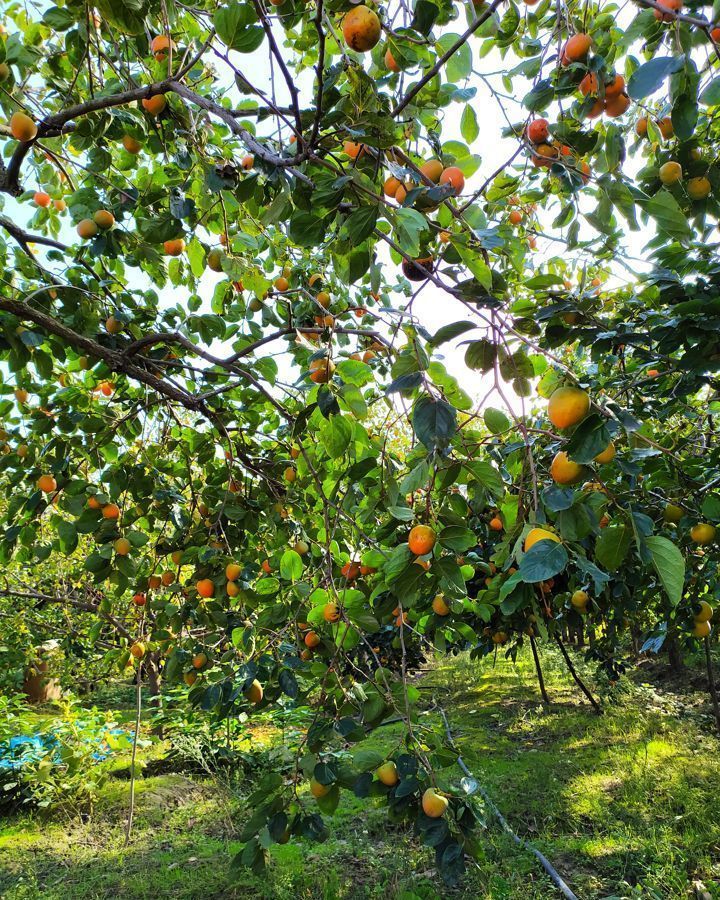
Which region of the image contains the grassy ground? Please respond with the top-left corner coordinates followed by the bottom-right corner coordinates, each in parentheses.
top-left (1, 646), bottom-right (720, 900)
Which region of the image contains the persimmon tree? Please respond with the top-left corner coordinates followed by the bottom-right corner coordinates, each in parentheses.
top-left (2, 0), bottom-right (720, 882)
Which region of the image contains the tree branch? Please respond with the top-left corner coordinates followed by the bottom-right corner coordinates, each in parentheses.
top-left (252, 0), bottom-right (303, 133)
top-left (0, 214), bottom-right (67, 251)
top-left (392, 0), bottom-right (504, 117)
top-left (0, 296), bottom-right (207, 413)
top-left (169, 80), bottom-right (314, 184)
top-left (1, 77), bottom-right (316, 195)
top-left (634, 0), bottom-right (712, 27)
top-left (309, 0), bottom-right (327, 148)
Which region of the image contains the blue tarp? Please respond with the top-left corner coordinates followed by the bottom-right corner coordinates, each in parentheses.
top-left (0, 727), bottom-right (128, 770)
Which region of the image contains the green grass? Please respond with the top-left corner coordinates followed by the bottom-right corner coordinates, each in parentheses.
top-left (2, 647), bottom-right (720, 899)
top-left (424, 650), bottom-right (720, 898)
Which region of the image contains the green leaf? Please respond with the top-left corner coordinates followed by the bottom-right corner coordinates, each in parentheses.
top-left (700, 76), bottom-right (720, 105)
top-left (460, 105), bottom-right (479, 144)
top-left (341, 206), bottom-right (378, 243)
top-left (214, 2), bottom-right (265, 52)
top-left (496, 3), bottom-right (520, 43)
top-left (85, 552), bottom-right (110, 575)
top-left (320, 415), bottom-right (352, 457)
top-left (427, 362), bottom-right (472, 411)
top-left (498, 569), bottom-right (525, 603)
top-left (557, 504), bottom-right (593, 542)
top-left (386, 372), bottom-right (423, 394)
top-left (520, 541), bottom-right (568, 583)
top-left (565, 414), bottom-right (611, 464)
top-left (56, 519), bottom-right (78, 554)
top-left (499, 348), bottom-right (533, 382)
top-left (439, 840), bottom-right (466, 883)
top-left (388, 505), bottom-right (415, 522)
top-left (394, 208), bottom-right (430, 257)
top-left (437, 33), bottom-right (472, 82)
top-left (412, 396), bottom-right (457, 450)
top-left (95, 0), bottom-right (146, 34)
top-left (523, 78), bottom-right (554, 112)
top-left (627, 56), bottom-right (685, 100)
top-left (604, 124), bottom-right (623, 173)
top-left (18, 331), bottom-right (43, 348)
top-left (384, 544), bottom-right (413, 582)
top-left (438, 526), bottom-right (477, 552)
top-left (353, 748), bottom-right (384, 771)
top-left (500, 583), bottom-right (531, 615)
top-left (435, 557), bottom-right (467, 599)
top-left (573, 554), bottom-right (611, 593)
top-left (456, 245), bottom-right (492, 290)
top-left (637, 190), bottom-right (693, 241)
top-left (187, 239), bottom-right (206, 279)
top-left (644, 535), bottom-right (685, 606)
top-left (256, 576), bottom-right (280, 595)
top-left (701, 494), bottom-right (720, 519)
top-left (483, 407), bottom-right (510, 434)
top-left (411, 0), bottom-right (439, 33)
top-left (595, 523), bottom-right (632, 572)
top-left (280, 549), bottom-right (303, 581)
top-left (465, 339), bottom-right (496, 372)
top-left (278, 669), bottom-right (298, 698)
top-left (524, 274), bottom-right (564, 289)
top-left (43, 7), bottom-right (75, 29)
top-left (464, 460), bottom-right (504, 498)
top-left (543, 485), bottom-right (574, 512)
top-left (288, 212), bottom-right (327, 247)
top-left (671, 92), bottom-right (698, 140)
top-left (336, 359), bottom-right (372, 386)
top-left (339, 383), bottom-right (367, 419)
top-left (316, 784), bottom-right (340, 815)
top-left (400, 461), bottom-right (430, 493)
top-left (430, 321), bottom-right (475, 346)
top-left (314, 761), bottom-right (336, 785)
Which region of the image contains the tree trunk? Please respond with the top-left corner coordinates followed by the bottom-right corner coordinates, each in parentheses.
top-left (530, 634), bottom-right (550, 705)
top-left (554, 635), bottom-right (602, 715)
top-left (703, 637), bottom-right (720, 735)
top-left (23, 657), bottom-right (62, 703)
top-left (146, 653), bottom-right (163, 737)
top-left (666, 629), bottom-right (684, 672)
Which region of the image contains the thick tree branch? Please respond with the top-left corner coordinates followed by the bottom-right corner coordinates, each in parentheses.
top-left (0, 219), bottom-right (128, 303)
top-left (122, 325), bottom-right (391, 364)
top-left (168, 81), bottom-right (314, 183)
top-left (634, 0), bottom-right (713, 27)
top-left (0, 214), bottom-right (67, 251)
top-left (0, 586), bottom-right (132, 641)
top-left (1, 77), bottom-right (316, 196)
top-left (0, 297), bottom-right (300, 447)
top-left (309, 0), bottom-right (327, 148)
top-left (0, 295), bottom-right (207, 412)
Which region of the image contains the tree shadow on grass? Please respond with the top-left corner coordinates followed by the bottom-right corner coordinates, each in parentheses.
top-left (423, 651), bottom-right (720, 900)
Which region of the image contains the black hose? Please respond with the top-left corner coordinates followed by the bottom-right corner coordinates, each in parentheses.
top-left (438, 707), bottom-right (580, 900)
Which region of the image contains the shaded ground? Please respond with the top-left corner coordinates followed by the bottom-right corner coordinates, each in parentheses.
top-left (2, 646), bottom-right (720, 899)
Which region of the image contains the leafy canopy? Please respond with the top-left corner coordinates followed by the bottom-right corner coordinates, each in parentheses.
top-left (1, 0), bottom-right (720, 882)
